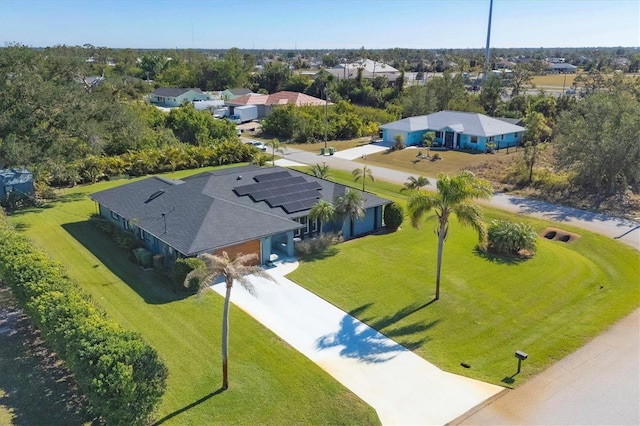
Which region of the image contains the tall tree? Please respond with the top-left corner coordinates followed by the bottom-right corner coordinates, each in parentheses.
top-left (509, 64), bottom-right (535, 97)
top-left (335, 188), bottom-right (365, 239)
top-left (266, 138), bottom-right (287, 166)
top-left (556, 90), bottom-right (640, 197)
top-left (479, 73), bottom-right (504, 116)
top-left (521, 110), bottom-right (552, 184)
top-left (408, 171), bottom-right (493, 300)
top-left (352, 165), bottom-right (374, 192)
top-left (185, 252), bottom-right (274, 390)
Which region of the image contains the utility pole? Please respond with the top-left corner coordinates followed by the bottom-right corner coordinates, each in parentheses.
top-left (324, 87), bottom-right (329, 153)
top-left (484, 0), bottom-right (494, 81)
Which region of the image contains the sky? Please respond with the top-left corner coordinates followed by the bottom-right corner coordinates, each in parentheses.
top-left (0, 0), bottom-right (638, 50)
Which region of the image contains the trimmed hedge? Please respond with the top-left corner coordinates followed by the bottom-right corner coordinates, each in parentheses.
top-left (0, 210), bottom-right (167, 425)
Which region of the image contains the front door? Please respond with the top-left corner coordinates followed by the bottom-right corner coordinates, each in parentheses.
top-left (445, 131), bottom-right (454, 148)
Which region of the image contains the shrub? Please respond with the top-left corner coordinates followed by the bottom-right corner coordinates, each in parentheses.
top-left (0, 211), bottom-right (167, 424)
top-left (294, 233), bottom-right (341, 258)
top-left (487, 220), bottom-right (537, 257)
top-left (383, 202), bottom-right (404, 230)
top-left (172, 257), bottom-right (206, 292)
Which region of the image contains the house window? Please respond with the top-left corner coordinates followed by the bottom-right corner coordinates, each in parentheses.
top-left (514, 133), bottom-right (518, 138)
top-left (312, 218), bottom-right (318, 233)
top-left (470, 136), bottom-right (478, 143)
top-left (139, 228), bottom-right (146, 240)
top-left (4, 185), bottom-right (13, 195)
top-left (435, 131), bottom-right (442, 138)
top-left (488, 136), bottom-right (494, 142)
top-left (124, 220), bottom-right (131, 231)
top-left (500, 135), bottom-right (504, 140)
top-left (111, 210), bottom-right (120, 221)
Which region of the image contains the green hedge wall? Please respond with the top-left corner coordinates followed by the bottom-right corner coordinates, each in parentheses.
top-left (0, 211), bottom-right (167, 425)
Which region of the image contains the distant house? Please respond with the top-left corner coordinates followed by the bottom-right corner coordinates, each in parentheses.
top-left (221, 88), bottom-right (253, 101)
top-left (225, 91), bottom-right (330, 119)
top-left (149, 88), bottom-right (211, 107)
top-left (548, 63), bottom-right (577, 74)
top-left (0, 169), bottom-right (34, 203)
top-left (380, 111), bottom-right (526, 152)
top-left (90, 165), bottom-right (390, 266)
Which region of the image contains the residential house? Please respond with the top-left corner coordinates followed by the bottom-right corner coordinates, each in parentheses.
top-left (380, 111), bottom-right (526, 152)
top-left (149, 87), bottom-right (211, 107)
top-left (90, 165), bottom-right (390, 266)
top-left (325, 59), bottom-right (402, 84)
top-left (548, 63), bottom-right (577, 74)
top-left (225, 91), bottom-right (329, 119)
top-left (0, 169), bottom-right (34, 202)
top-left (221, 88), bottom-right (253, 101)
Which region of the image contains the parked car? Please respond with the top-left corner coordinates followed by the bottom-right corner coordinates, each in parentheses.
top-left (247, 140), bottom-right (267, 151)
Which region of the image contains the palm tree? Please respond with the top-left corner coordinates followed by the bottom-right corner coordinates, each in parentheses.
top-left (401, 175), bottom-right (430, 193)
top-left (335, 188), bottom-right (365, 239)
top-left (310, 163), bottom-right (331, 180)
top-left (308, 199), bottom-right (335, 234)
top-left (352, 165), bottom-right (374, 192)
top-left (185, 252), bottom-right (274, 390)
top-left (408, 171), bottom-right (493, 300)
top-left (266, 138), bottom-right (287, 166)
top-left (421, 131), bottom-right (435, 157)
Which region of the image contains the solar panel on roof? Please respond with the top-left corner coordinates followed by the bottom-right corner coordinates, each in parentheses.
top-left (281, 201), bottom-right (303, 213)
top-left (253, 171), bottom-right (291, 182)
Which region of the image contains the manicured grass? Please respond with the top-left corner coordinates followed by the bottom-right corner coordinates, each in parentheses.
top-left (5, 170), bottom-right (379, 425)
top-left (288, 204), bottom-right (640, 387)
top-left (358, 146), bottom-right (518, 178)
top-left (287, 137), bottom-right (373, 153)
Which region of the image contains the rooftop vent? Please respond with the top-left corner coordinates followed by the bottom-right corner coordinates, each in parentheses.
top-left (145, 190), bottom-right (165, 203)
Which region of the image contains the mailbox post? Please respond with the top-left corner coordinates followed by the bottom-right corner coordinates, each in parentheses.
top-left (515, 350), bottom-right (528, 374)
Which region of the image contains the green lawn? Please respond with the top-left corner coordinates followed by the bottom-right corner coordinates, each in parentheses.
top-left (4, 169), bottom-right (379, 425)
top-left (287, 197), bottom-right (640, 387)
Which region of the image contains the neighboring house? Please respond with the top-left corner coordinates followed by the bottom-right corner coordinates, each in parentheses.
top-left (380, 111), bottom-right (526, 152)
top-left (225, 91), bottom-right (329, 119)
top-left (75, 75), bottom-right (105, 92)
top-left (324, 59), bottom-right (402, 83)
top-left (149, 88), bottom-right (211, 107)
top-left (90, 165), bottom-right (390, 266)
top-left (0, 169), bottom-right (34, 202)
top-left (548, 63), bottom-right (578, 74)
top-left (221, 88), bottom-right (253, 101)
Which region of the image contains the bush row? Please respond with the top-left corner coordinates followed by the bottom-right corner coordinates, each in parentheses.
top-left (0, 211), bottom-right (168, 425)
top-left (43, 140), bottom-right (259, 187)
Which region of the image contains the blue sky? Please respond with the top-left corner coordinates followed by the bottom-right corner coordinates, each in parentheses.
top-left (1, 0), bottom-right (638, 49)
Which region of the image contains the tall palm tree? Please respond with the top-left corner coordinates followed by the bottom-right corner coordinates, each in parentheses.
top-left (335, 188), bottom-right (365, 239)
top-left (308, 199), bottom-right (335, 234)
top-left (352, 165), bottom-right (374, 192)
top-left (401, 175), bottom-right (430, 193)
top-left (185, 252), bottom-right (274, 390)
top-left (408, 171), bottom-right (493, 300)
top-left (266, 138), bottom-right (287, 166)
top-left (310, 163), bottom-right (331, 180)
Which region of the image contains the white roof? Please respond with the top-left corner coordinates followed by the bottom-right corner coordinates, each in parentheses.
top-left (380, 111), bottom-right (526, 137)
top-left (333, 58), bottom-right (399, 73)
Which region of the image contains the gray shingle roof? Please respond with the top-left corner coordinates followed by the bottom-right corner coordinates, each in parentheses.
top-left (151, 87), bottom-right (204, 97)
top-left (90, 165), bottom-right (389, 256)
top-left (228, 88), bottom-right (252, 96)
top-left (380, 110), bottom-right (525, 137)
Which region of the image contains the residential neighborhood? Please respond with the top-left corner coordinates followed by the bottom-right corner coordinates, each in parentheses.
top-left (0, 0), bottom-right (639, 425)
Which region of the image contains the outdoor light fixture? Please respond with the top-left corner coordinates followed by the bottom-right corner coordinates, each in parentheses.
top-left (515, 350), bottom-right (528, 374)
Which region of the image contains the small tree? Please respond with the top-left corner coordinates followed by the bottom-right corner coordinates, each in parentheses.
top-left (421, 131), bottom-right (435, 156)
top-left (335, 188), bottom-right (365, 239)
top-left (352, 165), bottom-right (374, 192)
top-left (308, 199), bottom-right (335, 234)
top-left (266, 138), bottom-right (286, 166)
top-left (310, 163), bottom-right (331, 180)
top-left (401, 175), bottom-right (430, 193)
top-left (392, 133), bottom-right (406, 151)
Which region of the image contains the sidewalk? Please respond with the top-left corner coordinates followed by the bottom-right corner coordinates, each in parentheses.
top-left (211, 259), bottom-right (504, 426)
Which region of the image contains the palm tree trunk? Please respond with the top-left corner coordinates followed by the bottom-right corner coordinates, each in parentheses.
top-left (435, 222), bottom-right (446, 301)
top-left (221, 280), bottom-right (232, 390)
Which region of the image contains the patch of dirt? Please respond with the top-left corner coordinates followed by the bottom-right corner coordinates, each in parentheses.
top-left (541, 227), bottom-right (580, 243)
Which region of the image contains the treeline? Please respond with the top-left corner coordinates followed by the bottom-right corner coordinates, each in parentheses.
top-left (261, 101), bottom-right (397, 142)
top-left (0, 212), bottom-right (167, 424)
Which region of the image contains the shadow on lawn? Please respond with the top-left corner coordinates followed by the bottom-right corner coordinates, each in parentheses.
top-left (62, 221), bottom-right (190, 305)
top-left (474, 247), bottom-right (527, 266)
top-left (316, 302), bottom-right (438, 363)
top-left (0, 286), bottom-right (97, 426)
top-left (152, 387), bottom-right (225, 425)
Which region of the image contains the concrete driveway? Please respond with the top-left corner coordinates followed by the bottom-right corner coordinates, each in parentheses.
top-left (211, 259), bottom-right (504, 426)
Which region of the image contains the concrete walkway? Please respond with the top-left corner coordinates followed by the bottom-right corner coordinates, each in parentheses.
top-left (211, 259), bottom-right (504, 426)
